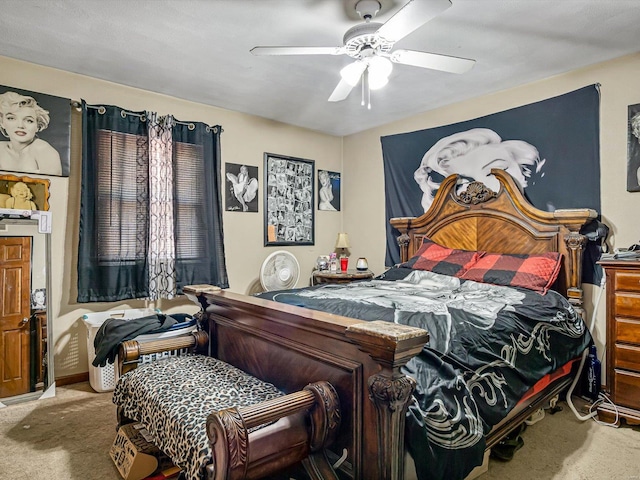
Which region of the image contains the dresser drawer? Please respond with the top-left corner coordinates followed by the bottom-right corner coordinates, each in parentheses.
top-left (615, 270), bottom-right (640, 293)
top-left (614, 343), bottom-right (640, 371)
top-left (613, 369), bottom-right (640, 410)
top-left (615, 317), bottom-right (640, 345)
top-left (614, 293), bottom-right (640, 319)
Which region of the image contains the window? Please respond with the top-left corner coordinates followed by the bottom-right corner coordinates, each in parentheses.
top-left (96, 130), bottom-right (149, 264)
top-left (173, 141), bottom-right (205, 260)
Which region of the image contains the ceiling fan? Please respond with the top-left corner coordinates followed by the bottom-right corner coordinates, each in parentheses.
top-left (250, 0), bottom-right (475, 107)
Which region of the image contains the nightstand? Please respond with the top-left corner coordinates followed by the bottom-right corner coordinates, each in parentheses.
top-left (312, 269), bottom-right (374, 285)
top-left (598, 259), bottom-right (640, 426)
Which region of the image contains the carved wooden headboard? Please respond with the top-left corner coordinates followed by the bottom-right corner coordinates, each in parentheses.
top-left (390, 170), bottom-right (597, 313)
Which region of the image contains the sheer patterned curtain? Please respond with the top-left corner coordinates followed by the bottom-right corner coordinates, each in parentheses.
top-left (78, 102), bottom-right (228, 303)
top-left (147, 112), bottom-right (176, 300)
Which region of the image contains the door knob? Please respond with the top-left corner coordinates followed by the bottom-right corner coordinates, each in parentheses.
top-left (20, 317), bottom-right (29, 328)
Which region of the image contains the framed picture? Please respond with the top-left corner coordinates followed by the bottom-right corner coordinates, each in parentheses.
top-left (0, 84), bottom-right (71, 177)
top-left (225, 163), bottom-right (259, 212)
top-left (628, 103), bottom-right (640, 192)
top-left (264, 152), bottom-right (314, 246)
top-left (318, 170), bottom-right (341, 211)
top-left (31, 288), bottom-right (46, 310)
top-left (0, 174), bottom-right (50, 211)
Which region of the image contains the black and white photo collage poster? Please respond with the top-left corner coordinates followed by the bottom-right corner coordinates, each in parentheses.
top-left (266, 158), bottom-right (313, 244)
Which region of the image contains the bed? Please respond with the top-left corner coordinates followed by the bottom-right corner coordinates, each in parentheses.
top-left (184, 169), bottom-right (597, 480)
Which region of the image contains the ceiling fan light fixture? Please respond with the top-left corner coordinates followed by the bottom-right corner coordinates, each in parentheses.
top-left (368, 55), bottom-right (393, 76)
top-left (368, 72), bottom-right (389, 90)
top-left (367, 56), bottom-right (392, 90)
top-left (340, 61), bottom-right (365, 86)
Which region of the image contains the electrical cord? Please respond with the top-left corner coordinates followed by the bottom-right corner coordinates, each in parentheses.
top-left (565, 348), bottom-right (598, 420)
top-left (590, 391), bottom-right (620, 427)
top-left (565, 270), bottom-right (620, 426)
top-left (332, 448), bottom-right (348, 470)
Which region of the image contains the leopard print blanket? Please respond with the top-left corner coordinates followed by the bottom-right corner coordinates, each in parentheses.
top-left (112, 354), bottom-right (284, 480)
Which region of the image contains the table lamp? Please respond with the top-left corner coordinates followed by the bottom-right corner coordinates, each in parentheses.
top-left (335, 232), bottom-right (350, 258)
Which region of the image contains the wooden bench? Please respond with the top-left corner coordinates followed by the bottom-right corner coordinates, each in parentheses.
top-left (114, 331), bottom-right (341, 480)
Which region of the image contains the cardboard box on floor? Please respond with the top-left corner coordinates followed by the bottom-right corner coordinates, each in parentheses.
top-left (110, 423), bottom-right (176, 480)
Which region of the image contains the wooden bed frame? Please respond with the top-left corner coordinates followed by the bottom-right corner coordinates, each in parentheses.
top-left (184, 170), bottom-right (597, 479)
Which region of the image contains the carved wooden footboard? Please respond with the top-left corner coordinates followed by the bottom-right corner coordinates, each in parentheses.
top-left (182, 288), bottom-right (429, 480)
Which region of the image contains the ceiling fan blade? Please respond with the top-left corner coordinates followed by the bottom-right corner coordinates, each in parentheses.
top-left (389, 49), bottom-right (475, 74)
top-left (376, 0), bottom-right (452, 43)
top-left (328, 78), bottom-right (358, 102)
top-left (250, 46), bottom-right (344, 56)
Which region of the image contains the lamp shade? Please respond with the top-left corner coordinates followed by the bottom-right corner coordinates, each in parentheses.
top-left (368, 56), bottom-right (392, 90)
top-left (340, 62), bottom-right (365, 86)
top-left (368, 73), bottom-right (389, 90)
top-left (335, 232), bottom-right (351, 249)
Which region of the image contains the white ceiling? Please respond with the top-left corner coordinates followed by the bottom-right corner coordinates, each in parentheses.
top-left (1, 0), bottom-right (640, 136)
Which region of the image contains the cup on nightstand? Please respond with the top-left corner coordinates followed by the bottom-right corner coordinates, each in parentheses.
top-left (340, 257), bottom-right (349, 272)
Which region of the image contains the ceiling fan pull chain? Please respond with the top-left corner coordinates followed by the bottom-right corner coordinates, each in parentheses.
top-left (365, 69), bottom-right (372, 110)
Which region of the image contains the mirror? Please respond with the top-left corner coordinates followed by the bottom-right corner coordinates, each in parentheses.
top-left (0, 212), bottom-right (53, 405)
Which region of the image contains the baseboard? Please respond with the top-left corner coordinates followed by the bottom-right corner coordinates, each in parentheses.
top-left (55, 372), bottom-right (89, 386)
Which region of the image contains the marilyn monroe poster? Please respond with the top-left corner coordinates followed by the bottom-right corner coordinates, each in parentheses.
top-left (0, 84), bottom-right (70, 177)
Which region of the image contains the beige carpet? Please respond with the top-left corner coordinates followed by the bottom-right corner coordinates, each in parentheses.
top-left (483, 400), bottom-right (640, 480)
top-left (0, 383), bottom-right (117, 480)
top-left (1, 384), bottom-right (639, 480)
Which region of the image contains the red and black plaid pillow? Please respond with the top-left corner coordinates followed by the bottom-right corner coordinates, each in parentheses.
top-left (460, 252), bottom-right (563, 294)
top-left (400, 237), bottom-right (484, 277)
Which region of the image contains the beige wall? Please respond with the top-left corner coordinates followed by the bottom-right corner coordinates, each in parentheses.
top-left (0, 55), bottom-right (343, 379)
top-left (343, 52), bottom-right (640, 364)
top-left (3, 52), bottom-right (639, 380)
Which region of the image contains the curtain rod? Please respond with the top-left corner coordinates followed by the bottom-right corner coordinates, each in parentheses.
top-left (71, 101), bottom-right (144, 118)
top-left (70, 100), bottom-right (222, 132)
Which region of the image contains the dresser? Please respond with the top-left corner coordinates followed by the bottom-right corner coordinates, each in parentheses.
top-left (598, 260), bottom-right (640, 425)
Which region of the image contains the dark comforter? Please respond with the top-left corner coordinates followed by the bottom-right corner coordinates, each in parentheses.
top-left (257, 266), bottom-right (591, 480)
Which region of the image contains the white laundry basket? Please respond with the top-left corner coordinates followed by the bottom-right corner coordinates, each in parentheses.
top-left (83, 308), bottom-right (197, 392)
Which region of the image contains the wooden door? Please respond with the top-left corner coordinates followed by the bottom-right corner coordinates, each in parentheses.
top-left (0, 236), bottom-right (32, 398)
